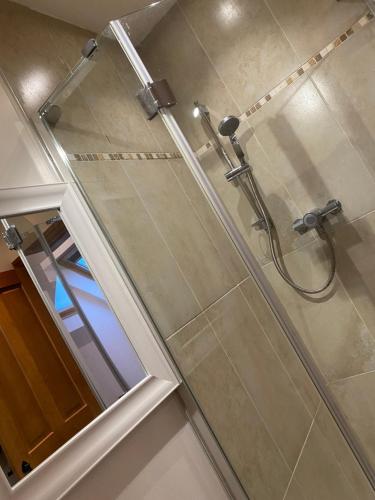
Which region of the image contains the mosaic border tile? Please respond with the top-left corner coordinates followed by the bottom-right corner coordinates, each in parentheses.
top-left (67, 11), bottom-right (373, 164)
top-left (67, 151), bottom-right (183, 162)
top-left (195, 10), bottom-right (374, 159)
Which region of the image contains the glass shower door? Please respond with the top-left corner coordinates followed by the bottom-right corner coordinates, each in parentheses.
top-left (37, 3), bottom-right (375, 497)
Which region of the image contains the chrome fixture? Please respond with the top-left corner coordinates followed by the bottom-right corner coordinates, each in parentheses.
top-left (193, 105), bottom-right (343, 294)
top-left (215, 113), bottom-right (342, 294)
top-left (137, 79), bottom-right (176, 120)
top-left (194, 103), bottom-right (268, 230)
top-left (293, 200), bottom-right (342, 234)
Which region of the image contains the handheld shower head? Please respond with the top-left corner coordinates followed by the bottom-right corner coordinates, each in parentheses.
top-left (218, 115), bottom-right (240, 137)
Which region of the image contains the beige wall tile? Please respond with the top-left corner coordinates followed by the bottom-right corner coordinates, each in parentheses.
top-left (249, 76), bottom-right (375, 223)
top-left (0, 1), bottom-right (70, 115)
top-left (206, 286), bottom-right (313, 469)
top-left (266, 0), bottom-right (366, 62)
top-left (53, 89), bottom-right (110, 153)
top-left (284, 480), bottom-right (308, 500)
top-left (73, 162), bottom-right (201, 337)
top-left (138, 4), bottom-right (241, 150)
top-left (263, 238), bottom-right (375, 382)
top-left (335, 211), bottom-right (375, 338)
top-left (287, 407), bottom-right (360, 500)
top-left (178, 0), bottom-right (299, 109)
top-left (171, 159), bottom-right (248, 284)
top-left (312, 22), bottom-right (375, 182)
top-left (167, 314), bottom-right (292, 499)
top-left (77, 39), bottom-right (162, 153)
top-left (315, 404), bottom-right (375, 499)
top-left (123, 159), bottom-right (241, 310)
top-left (331, 371), bottom-right (375, 471)
top-left (240, 276), bottom-right (320, 415)
top-left (106, 41), bottom-right (178, 154)
top-left (48, 16), bottom-right (93, 71)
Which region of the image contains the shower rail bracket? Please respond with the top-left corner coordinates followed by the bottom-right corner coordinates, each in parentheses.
top-left (136, 79), bottom-right (176, 120)
top-left (224, 163), bottom-right (252, 182)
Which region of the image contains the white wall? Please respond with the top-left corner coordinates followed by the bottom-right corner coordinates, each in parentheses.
top-left (0, 74), bottom-right (229, 499)
top-left (64, 394), bottom-right (229, 500)
top-left (0, 78), bottom-right (59, 189)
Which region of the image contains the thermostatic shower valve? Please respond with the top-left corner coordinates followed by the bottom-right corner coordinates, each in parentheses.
top-left (292, 199), bottom-right (342, 234)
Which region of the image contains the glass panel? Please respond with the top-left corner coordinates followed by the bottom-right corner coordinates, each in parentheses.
top-left (39, 2), bottom-right (375, 497)
top-left (118, 1), bottom-right (375, 496)
top-left (0, 210), bottom-right (145, 484)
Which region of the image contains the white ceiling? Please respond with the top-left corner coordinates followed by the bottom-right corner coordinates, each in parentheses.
top-left (11, 0), bottom-right (167, 33)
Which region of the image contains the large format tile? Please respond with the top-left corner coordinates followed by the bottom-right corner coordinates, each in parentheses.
top-left (167, 314), bottom-right (292, 500)
top-left (334, 211), bottom-right (375, 339)
top-left (240, 276), bottom-right (320, 415)
top-left (73, 162), bottom-right (201, 337)
top-left (312, 21), bottom-right (375, 182)
top-left (171, 159), bottom-right (248, 284)
top-left (179, 0), bottom-right (298, 109)
top-left (263, 237), bottom-right (375, 383)
top-left (206, 286), bottom-right (312, 469)
top-left (48, 16), bottom-right (93, 71)
top-left (287, 404), bottom-right (361, 500)
top-left (77, 38), bottom-right (161, 153)
top-left (0, 1), bottom-right (69, 114)
top-left (124, 159), bottom-right (241, 310)
top-left (138, 4), bottom-right (240, 150)
top-left (106, 38), bottom-right (178, 154)
top-left (331, 371), bottom-right (375, 470)
top-left (53, 89), bottom-right (110, 153)
top-left (249, 76), bottom-right (375, 223)
top-left (314, 403), bottom-right (375, 499)
top-left (266, 0), bottom-right (366, 62)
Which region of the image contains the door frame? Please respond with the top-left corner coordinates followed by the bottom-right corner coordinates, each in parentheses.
top-left (0, 182), bottom-right (180, 500)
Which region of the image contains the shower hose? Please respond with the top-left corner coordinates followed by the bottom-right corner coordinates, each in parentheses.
top-left (244, 170), bottom-right (336, 295)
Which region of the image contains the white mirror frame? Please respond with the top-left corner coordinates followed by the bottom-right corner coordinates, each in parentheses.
top-left (0, 182), bottom-right (180, 500)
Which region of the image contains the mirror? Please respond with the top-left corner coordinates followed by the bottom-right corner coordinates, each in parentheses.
top-left (0, 210), bottom-right (146, 484)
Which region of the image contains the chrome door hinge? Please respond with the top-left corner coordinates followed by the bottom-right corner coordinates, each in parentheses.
top-left (2, 226), bottom-right (23, 250)
top-left (136, 79), bottom-right (177, 120)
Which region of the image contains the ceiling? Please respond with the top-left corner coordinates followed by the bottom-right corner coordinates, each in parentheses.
top-left (11, 0), bottom-right (168, 33)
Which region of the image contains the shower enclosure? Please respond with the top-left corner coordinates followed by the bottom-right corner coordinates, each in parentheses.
top-left (35, 0), bottom-right (375, 498)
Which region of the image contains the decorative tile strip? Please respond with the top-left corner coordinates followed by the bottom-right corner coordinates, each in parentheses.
top-left (67, 151), bottom-right (183, 162)
top-left (195, 10), bottom-right (374, 159)
top-left (239, 11), bottom-right (374, 121)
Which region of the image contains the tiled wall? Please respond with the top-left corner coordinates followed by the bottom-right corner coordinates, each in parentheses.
top-left (136, 0), bottom-right (375, 497)
top-left (1, 0), bottom-right (375, 498)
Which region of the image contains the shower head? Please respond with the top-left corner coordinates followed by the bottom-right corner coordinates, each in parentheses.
top-left (218, 115), bottom-right (240, 137)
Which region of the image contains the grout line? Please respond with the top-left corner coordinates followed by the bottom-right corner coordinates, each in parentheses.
top-left (330, 366), bottom-right (375, 386)
top-left (176, 1), bottom-right (244, 113)
top-left (165, 277), bottom-right (250, 343)
top-left (282, 401), bottom-right (321, 500)
top-left (118, 161), bottom-right (205, 315)
top-left (238, 278), bottom-right (319, 419)
top-left (206, 309), bottom-right (295, 476)
top-left (166, 158), bottom-right (248, 285)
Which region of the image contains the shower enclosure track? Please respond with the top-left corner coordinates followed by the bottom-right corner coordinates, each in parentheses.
top-left (110, 19), bottom-right (375, 492)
